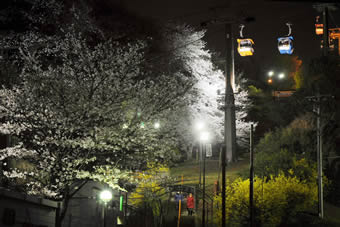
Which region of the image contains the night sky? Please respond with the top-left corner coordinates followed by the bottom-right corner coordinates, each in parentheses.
top-left (111, 0), bottom-right (340, 78)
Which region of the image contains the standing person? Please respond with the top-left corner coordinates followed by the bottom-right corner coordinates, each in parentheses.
top-left (186, 193), bottom-right (195, 216)
top-left (174, 191), bottom-right (184, 214)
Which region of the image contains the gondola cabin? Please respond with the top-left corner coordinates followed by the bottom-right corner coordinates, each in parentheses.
top-left (315, 24), bottom-right (323, 35)
top-left (237, 38), bottom-right (254, 56)
top-left (277, 36), bottom-right (294, 55)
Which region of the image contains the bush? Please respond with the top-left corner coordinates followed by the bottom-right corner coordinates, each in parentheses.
top-left (213, 173), bottom-right (317, 226)
top-left (254, 124), bottom-right (316, 178)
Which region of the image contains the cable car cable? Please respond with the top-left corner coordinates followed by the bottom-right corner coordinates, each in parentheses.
top-left (328, 11), bottom-right (339, 28)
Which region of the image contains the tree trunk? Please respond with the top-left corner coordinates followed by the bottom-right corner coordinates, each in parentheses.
top-left (55, 195), bottom-right (70, 227)
top-left (187, 144), bottom-right (193, 160)
top-left (55, 181), bottom-right (88, 227)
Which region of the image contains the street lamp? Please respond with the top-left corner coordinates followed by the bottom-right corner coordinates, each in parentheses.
top-left (99, 190), bottom-right (112, 227)
top-left (195, 121), bottom-right (205, 131)
top-left (278, 73), bottom-right (285, 79)
top-left (200, 131), bottom-right (209, 227)
top-left (154, 122), bottom-right (160, 129)
top-left (268, 71), bottom-right (274, 77)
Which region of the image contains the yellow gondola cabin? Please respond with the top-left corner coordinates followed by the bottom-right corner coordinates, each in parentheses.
top-left (237, 38), bottom-right (255, 56)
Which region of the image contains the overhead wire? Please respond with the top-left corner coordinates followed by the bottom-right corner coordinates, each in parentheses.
top-left (329, 11), bottom-right (339, 28)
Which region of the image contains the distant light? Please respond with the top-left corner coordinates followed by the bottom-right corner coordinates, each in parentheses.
top-left (268, 78), bottom-right (273, 84)
top-left (278, 73), bottom-right (285, 79)
top-left (154, 122), bottom-right (160, 129)
top-left (268, 71), bottom-right (274, 77)
top-left (100, 190), bottom-right (112, 203)
top-left (200, 131), bottom-right (209, 142)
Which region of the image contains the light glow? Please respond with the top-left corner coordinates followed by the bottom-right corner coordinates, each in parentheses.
top-left (200, 131), bottom-right (209, 142)
top-left (100, 190), bottom-right (112, 203)
top-left (195, 122), bottom-right (205, 131)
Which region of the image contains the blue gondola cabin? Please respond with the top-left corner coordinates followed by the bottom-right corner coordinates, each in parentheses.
top-left (237, 38), bottom-right (254, 56)
top-left (277, 36), bottom-right (294, 55)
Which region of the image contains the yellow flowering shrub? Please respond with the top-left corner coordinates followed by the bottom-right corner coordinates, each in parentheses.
top-left (129, 162), bottom-right (169, 217)
top-left (213, 173), bottom-right (318, 226)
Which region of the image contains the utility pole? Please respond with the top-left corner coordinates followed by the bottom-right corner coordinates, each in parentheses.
top-left (223, 22), bottom-right (236, 227)
top-left (306, 93), bottom-right (333, 218)
top-left (221, 132), bottom-right (226, 227)
top-left (201, 17), bottom-right (237, 227)
top-left (316, 95), bottom-right (324, 219)
top-left (249, 124), bottom-right (255, 227)
top-left (225, 24), bottom-right (237, 164)
top-left (322, 5), bottom-right (329, 56)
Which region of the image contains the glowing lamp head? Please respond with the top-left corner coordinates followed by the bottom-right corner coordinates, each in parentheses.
top-left (268, 71), bottom-right (274, 77)
top-left (100, 190), bottom-right (112, 203)
top-left (195, 122), bottom-right (205, 131)
top-left (278, 73), bottom-right (285, 79)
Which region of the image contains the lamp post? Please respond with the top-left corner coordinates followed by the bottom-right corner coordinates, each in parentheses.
top-left (195, 122), bottom-right (205, 188)
top-left (200, 131), bottom-right (209, 227)
top-left (99, 190), bottom-right (112, 227)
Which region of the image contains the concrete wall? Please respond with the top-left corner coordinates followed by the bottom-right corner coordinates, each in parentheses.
top-left (0, 188), bottom-right (58, 227)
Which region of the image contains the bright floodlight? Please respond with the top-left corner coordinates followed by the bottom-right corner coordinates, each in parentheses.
top-left (268, 71), bottom-right (274, 77)
top-left (195, 122), bottom-right (205, 131)
top-left (154, 122), bottom-right (160, 129)
top-left (100, 190), bottom-right (112, 203)
top-left (200, 131), bottom-right (209, 142)
top-left (278, 73), bottom-right (285, 79)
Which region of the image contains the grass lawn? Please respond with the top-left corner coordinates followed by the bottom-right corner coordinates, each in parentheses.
top-left (170, 155), bottom-right (249, 196)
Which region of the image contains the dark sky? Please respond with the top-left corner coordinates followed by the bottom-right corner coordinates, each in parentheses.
top-left (112, 0), bottom-right (339, 75)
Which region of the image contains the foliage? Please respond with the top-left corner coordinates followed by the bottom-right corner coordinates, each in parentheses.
top-left (0, 0), bottom-right (185, 208)
top-left (213, 173), bottom-right (318, 226)
top-left (129, 163), bottom-right (173, 227)
top-left (156, 24), bottom-right (255, 149)
top-left (254, 122), bottom-right (316, 177)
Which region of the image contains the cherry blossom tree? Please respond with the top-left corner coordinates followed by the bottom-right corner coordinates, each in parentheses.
top-left (0, 1), bottom-right (190, 225)
top-left (161, 24), bottom-right (256, 156)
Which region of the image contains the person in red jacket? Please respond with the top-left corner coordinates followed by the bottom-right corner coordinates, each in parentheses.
top-left (186, 193), bottom-right (195, 216)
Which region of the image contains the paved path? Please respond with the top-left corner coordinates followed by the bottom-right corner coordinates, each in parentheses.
top-left (164, 193), bottom-right (196, 227)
